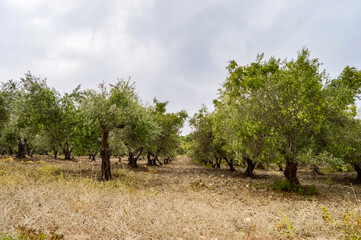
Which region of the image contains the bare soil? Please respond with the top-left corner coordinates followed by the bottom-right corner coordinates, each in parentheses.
top-left (0, 155), bottom-right (360, 239)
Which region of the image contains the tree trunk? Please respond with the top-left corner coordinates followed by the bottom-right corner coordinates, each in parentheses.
top-left (152, 155), bottom-right (161, 166)
top-left (128, 147), bottom-right (143, 168)
top-left (284, 158), bottom-right (300, 185)
top-left (147, 151), bottom-right (153, 166)
top-left (63, 143), bottom-right (72, 160)
top-left (216, 157), bottom-right (221, 168)
top-left (354, 163), bottom-right (361, 183)
top-left (53, 147), bottom-right (58, 159)
top-left (17, 139), bottom-right (26, 159)
top-left (224, 157), bottom-right (236, 171)
top-left (256, 162), bottom-right (265, 170)
top-left (313, 164), bottom-right (323, 175)
top-left (100, 128), bottom-right (111, 181)
top-left (244, 157), bottom-right (255, 177)
top-left (24, 139), bottom-right (32, 157)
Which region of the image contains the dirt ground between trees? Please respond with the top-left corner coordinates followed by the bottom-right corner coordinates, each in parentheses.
top-left (0, 155), bottom-right (360, 239)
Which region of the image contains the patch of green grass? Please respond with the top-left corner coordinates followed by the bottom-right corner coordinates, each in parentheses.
top-left (270, 179), bottom-right (319, 196)
top-left (0, 225), bottom-right (64, 240)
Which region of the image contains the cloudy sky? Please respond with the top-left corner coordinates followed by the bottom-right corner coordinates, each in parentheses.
top-left (1, 0), bottom-right (361, 134)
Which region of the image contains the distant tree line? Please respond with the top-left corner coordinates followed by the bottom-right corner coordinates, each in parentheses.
top-left (188, 48), bottom-right (361, 184)
top-left (0, 74), bottom-right (187, 180)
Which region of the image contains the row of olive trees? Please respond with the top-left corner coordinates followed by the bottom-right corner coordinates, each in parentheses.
top-left (189, 48), bottom-right (361, 184)
top-left (0, 73), bottom-right (187, 180)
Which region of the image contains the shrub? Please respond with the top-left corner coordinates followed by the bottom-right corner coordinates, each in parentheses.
top-left (270, 179), bottom-right (319, 196)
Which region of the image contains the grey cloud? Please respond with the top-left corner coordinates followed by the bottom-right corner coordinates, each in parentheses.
top-left (1, 0), bottom-right (361, 134)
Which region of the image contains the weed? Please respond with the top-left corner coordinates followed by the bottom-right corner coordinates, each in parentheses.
top-left (341, 211), bottom-right (361, 240)
top-left (0, 226), bottom-right (64, 240)
top-left (275, 212), bottom-right (294, 238)
top-left (321, 206), bottom-right (334, 224)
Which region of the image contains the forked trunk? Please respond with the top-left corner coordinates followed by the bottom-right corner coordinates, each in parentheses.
top-left (224, 157), bottom-right (236, 171)
top-left (354, 163), bottom-right (361, 183)
top-left (284, 158), bottom-right (299, 185)
top-left (244, 157), bottom-right (255, 177)
top-left (100, 128), bottom-right (111, 181)
top-left (128, 147), bottom-right (143, 168)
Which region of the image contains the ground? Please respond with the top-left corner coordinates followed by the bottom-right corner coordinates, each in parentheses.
top-left (0, 155), bottom-right (360, 239)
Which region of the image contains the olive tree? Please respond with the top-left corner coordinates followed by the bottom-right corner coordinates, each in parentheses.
top-left (81, 80), bottom-right (138, 180)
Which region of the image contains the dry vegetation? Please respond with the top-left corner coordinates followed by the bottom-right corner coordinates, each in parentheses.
top-left (0, 155), bottom-right (361, 240)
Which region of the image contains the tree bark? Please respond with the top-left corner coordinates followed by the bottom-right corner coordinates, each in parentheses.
top-left (354, 163), bottom-right (361, 183)
top-left (16, 139), bottom-right (26, 159)
top-left (244, 157), bottom-right (255, 177)
top-left (224, 157), bottom-right (236, 171)
top-left (128, 147), bottom-right (143, 168)
top-left (147, 151), bottom-right (153, 166)
top-left (100, 127), bottom-right (111, 181)
top-left (284, 158), bottom-right (300, 185)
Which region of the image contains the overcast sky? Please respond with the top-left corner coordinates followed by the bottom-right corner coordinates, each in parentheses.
top-left (1, 0), bottom-right (361, 134)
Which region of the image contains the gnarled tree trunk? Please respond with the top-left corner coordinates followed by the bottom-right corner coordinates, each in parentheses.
top-left (100, 127), bottom-right (111, 181)
top-left (128, 147), bottom-right (143, 168)
top-left (244, 157), bottom-right (255, 177)
top-left (284, 158), bottom-right (299, 185)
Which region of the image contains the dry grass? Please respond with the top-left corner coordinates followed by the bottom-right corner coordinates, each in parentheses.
top-left (0, 155), bottom-right (360, 240)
